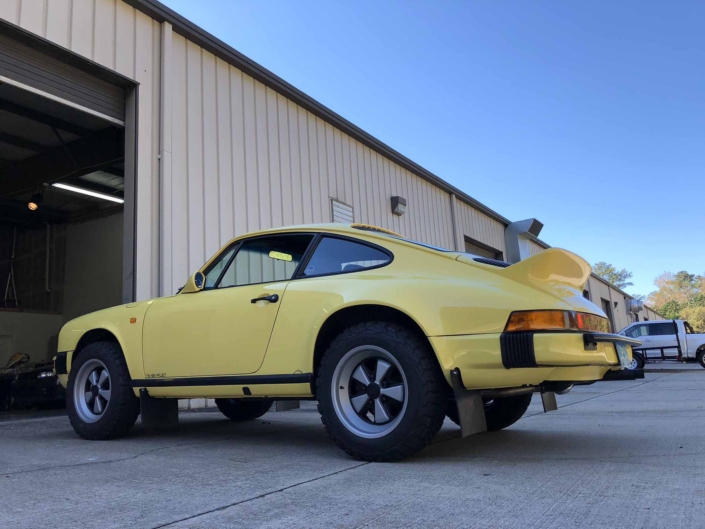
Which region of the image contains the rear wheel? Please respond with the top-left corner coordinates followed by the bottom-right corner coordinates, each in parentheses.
top-left (214, 398), bottom-right (273, 421)
top-left (697, 349), bottom-right (705, 369)
top-left (317, 322), bottom-right (447, 462)
top-left (446, 393), bottom-right (532, 432)
top-left (67, 342), bottom-right (140, 440)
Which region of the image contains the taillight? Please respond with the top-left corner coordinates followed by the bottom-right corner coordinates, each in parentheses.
top-left (505, 310), bottom-right (611, 333)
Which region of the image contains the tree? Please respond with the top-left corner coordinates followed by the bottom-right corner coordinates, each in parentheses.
top-left (592, 262), bottom-right (634, 289)
top-left (680, 306), bottom-right (705, 332)
top-left (647, 271), bottom-right (705, 332)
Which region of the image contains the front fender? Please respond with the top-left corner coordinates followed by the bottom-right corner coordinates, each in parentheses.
top-left (57, 301), bottom-right (152, 381)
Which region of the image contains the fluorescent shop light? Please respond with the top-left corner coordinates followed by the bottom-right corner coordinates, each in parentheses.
top-left (52, 183), bottom-right (124, 204)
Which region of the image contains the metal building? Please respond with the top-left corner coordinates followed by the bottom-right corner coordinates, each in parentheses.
top-left (0, 0), bottom-right (659, 373)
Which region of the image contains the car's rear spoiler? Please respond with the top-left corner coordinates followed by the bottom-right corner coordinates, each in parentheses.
top-left (459, 248), bottom-right (592, 293)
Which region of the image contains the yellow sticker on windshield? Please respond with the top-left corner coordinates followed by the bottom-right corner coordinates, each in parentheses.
top-left (269, 251), bottom-right (293, 262)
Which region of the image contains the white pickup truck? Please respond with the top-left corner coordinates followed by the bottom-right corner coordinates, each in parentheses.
top-left (618, 320), bottom-right (705, 369)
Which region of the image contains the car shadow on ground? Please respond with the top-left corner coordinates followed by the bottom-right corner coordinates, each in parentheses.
top-left (16, 406), bottom-right (645, 465)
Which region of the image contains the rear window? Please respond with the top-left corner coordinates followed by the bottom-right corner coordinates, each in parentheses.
top-left (303, 237), bottom-right (391, 277)
top-left (648, 322), bottom-right (677, 336)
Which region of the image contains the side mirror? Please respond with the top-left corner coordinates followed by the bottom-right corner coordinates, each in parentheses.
top-left (180, 271), bottom-right (205, 294)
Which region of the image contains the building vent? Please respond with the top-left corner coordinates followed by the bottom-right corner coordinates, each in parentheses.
top-left (331, 199), bottom-right (353, 223)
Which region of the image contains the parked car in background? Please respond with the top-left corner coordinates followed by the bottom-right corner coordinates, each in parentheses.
top-left (55, 223), bottom-right (640, 461)
top-left (619, 320), bottom-right (705, 369)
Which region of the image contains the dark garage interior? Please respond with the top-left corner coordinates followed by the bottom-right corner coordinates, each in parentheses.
top-left (0, 81), bottom-right (126, 413)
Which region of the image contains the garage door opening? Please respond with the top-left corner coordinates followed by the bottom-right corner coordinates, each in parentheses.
top-left (0, 24), bottom-right (135, 414)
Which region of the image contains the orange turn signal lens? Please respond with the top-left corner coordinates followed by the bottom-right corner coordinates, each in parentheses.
top-left (505, 311), bottom-right (611, 333)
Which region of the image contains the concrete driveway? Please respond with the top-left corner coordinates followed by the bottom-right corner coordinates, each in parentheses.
top-left (1, 372), bottom-right (704, 528)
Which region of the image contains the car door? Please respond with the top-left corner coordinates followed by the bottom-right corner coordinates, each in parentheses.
top-left (648, 321), bottom-right (680, 358)
top-left (142, 234), bottom-right (314, 378)
top-left (625, 324), bottom-right (651, 357)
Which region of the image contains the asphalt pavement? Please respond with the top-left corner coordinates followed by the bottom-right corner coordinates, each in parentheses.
top-left (1, 371), bottom-right (704, 528)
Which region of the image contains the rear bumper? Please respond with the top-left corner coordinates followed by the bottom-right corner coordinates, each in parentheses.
top-left (430, 331), bottom-right (641, 390)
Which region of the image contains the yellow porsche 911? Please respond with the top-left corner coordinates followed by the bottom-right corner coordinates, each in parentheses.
top-left (54, 224), bottom-right (641, 461)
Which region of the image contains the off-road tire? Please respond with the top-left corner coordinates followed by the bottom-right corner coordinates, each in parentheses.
top-left (67, 342), bottom-right (140, 440)
top-left (214, 398), bottom-right (273, 421)
top-left (446, 393), bottom-right (532, 431)
top-left (317, 322), bottom-right (447, 462)
top-left (697, 349), bottom-right (705, 369)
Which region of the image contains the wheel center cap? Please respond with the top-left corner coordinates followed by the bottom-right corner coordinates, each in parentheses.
top-left (91, 385), bottom-right (100, 397)
top-left (366, 383), bottom-right (381, 399)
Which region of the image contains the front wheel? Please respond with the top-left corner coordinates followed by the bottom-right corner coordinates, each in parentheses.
top-left (697, 349), bottom-right (705, 369)
top-left (446, 393), bottom-right (532, 432)
top-left (317, 322), bottom-right (447, 462)
top-left (66, 342), bottom-right (140, 440)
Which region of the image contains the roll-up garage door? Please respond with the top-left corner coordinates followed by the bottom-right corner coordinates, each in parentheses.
top-left (0, 32), bottom-right (125, 123)
top-left (465, 239), bottom-right (501, 260)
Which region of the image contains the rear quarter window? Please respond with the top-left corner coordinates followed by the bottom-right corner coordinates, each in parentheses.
top-left (302, 237), bottom-right (391, 277)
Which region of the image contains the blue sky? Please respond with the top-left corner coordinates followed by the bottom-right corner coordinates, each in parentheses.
top-left (162, 0), bottom-right (704, 297)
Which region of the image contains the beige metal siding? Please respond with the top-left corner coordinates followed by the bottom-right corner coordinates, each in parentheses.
top-left (454, 201), bottom-right (505, 256)
top-left (160, 35), bottom-right (456, 293)
top-left (1, 0), bottom-right (162, 302)
top-left (528, 241), bottom-right (544, 257)
top-left (609, 288), bottom-right (630, 331)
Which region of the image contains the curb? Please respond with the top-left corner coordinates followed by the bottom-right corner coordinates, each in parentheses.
top-left (644, 368), bottom-right (704, 373)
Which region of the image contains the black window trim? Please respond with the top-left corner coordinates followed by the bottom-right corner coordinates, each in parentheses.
top-left (202, 232), bottom-right (317, 291)
top-left (294, 233), bottom-right (394, 280)
top-left (198, 231), bottom-right (393, 292)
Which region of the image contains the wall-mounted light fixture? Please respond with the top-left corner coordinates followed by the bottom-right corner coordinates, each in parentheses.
top-left (391, 196), bottom-right (407, 216)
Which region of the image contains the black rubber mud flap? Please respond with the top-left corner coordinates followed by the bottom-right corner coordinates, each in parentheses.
top-left (140, 389), bottom-right (179, 430)
top-left (450, 368), bottom-right (487, 438)
top-left (540, 391), bottom-right (558, 412)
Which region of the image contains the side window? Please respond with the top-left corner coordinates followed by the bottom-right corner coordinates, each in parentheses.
top-left (204, 246), bottom-right (237, 289)
top-left (303, 237), bottom-right (391, 277)
top-left (626, 325), bottom-right (648, 338)
top-left (209, 234), bottom-right (313, 289)
top-left (648, 322), bottom-right (677, 336)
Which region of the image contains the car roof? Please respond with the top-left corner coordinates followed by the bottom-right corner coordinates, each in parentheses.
top-left (241, 223), bottom-right (400, 238)
top-left (217, 223), bottom-right (460, 259)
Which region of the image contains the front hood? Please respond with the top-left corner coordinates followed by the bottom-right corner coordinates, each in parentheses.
top-left (458, 248), bottom-right (603, 315)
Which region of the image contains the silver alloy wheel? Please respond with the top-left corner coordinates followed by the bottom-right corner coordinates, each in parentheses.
top-left (331, 345), bottom-right (408, 439)
top-left (73, 359), bottom-right (111, 423)
top-left (627, 358), bottom-right (638, 370)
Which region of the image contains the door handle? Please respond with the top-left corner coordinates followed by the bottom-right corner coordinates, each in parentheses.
top-left (251, 294), bottom-right (279, 304)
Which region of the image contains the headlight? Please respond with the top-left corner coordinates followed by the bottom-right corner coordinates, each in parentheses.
top-left (505, 310), bottom-right (612, 333)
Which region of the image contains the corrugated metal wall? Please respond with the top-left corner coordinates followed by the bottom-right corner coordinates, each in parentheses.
top-left (4, 0), bottom-right (657, 319)
top-left (160, 32), bottom-right (456, 294)
top-left (0, 0), bottom-right (161, 301)
top-left (454, 201), bottom-right (505, 255)
top-left (527, 240), bottom-right (544, 257)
